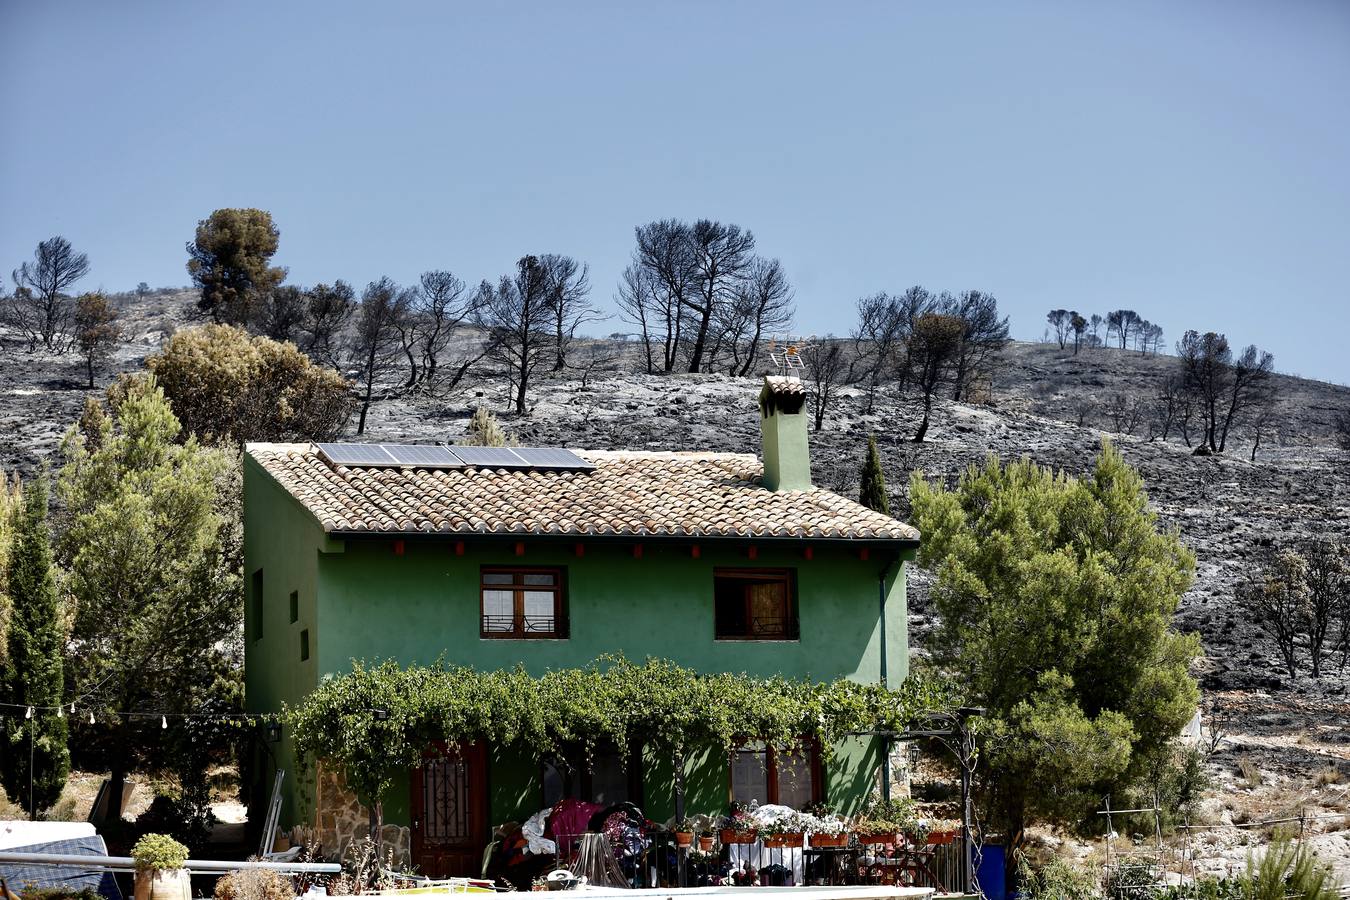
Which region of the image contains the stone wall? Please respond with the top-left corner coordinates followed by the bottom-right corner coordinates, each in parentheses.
top-left (306, 763), bottom-right (411, 870)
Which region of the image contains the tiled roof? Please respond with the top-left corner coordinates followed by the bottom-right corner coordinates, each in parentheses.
top-left (246, 445), bottom-right (919, 543)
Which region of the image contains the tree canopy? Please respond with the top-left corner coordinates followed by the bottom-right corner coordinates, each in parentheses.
top-left (909, 442), bottom-right (1199, 850)
top-left (57, 376), bottom-right (240, 824)
top-left (145, 324), bottom-right (353, 444)
top-left (0, 476), bottom-right (69, 816)
top-left (186, 208), bottom-right (286, 325)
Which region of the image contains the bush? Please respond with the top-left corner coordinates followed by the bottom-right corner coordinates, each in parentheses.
top-left (1016, 856), bottom-right (1097, 900)
top-left (459, 405), bottom-right (514, 447)
top-left (14, 888), bottom-right (105, 900)
top-left (131, 833), bottom-right (189, 872)
top-left (214, 868), bottom-right (294, 900)
top-left (1245, 838), bottom-right (1338, 900)
top-left (145, 324), bottom-right (353, 444)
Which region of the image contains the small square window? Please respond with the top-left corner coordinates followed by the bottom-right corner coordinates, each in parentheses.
top-left (289, 591), bottom-right (299, 624)
top-left (299, 629), bottom-right (310, 662)
top-left (480, 567), bottom-right (567, 639)
top-left (715, 569), bottom-right (798, 640)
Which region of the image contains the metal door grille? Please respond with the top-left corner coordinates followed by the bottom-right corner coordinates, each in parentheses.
top-left (423, 755), bottom-right (470, 840)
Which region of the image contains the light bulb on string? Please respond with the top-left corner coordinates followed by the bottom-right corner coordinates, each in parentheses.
top-left (57, 705), bottom-right (64, 718)
top-left (70, 703), bottom-right (76, 714)
top-left (162, 715), bottom-right (168, 729)
top-left (25, 706), bottom-right (34, 719)
top-left (88, 711), bottom-right (95, 725)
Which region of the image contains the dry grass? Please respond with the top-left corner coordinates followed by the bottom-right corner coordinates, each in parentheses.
top-left (1237, 755), bottom-right (1264, 788)
top-left (1312, 765), bottom-right (1344, 787)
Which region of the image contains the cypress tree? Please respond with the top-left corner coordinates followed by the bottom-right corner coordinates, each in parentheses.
top-left (859, 433), bottom-right (890, 515)
top-left (0, 475), bottom-right (69, 817)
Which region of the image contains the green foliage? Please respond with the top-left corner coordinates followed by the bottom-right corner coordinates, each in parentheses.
top-left (459, 405), bottom-right (515, 447)
top-left (853, 796), bottom-right (919, 834)
top-left (131, 833), bottom-right (189, 871)
top-left (1015, 856), bottom-right (1098, 900)
top-left (909, 441), bottom-right (1200, 846)
top-left (0, 476), bottom-right (70, 815)
top-left (57, 375), bottom-right (241, 814)
top-left (858, 433), bottom-right (889, 514)
top-left (1154, 877), bottom-right (1248, 900)
top-left (288, 655), bottom-right (952, 811)
top-left (1245, 838), bottom-right (1338, 900)
top-left (73, 291), bottom-right (121, 388)
top-left (145, 324), bottom-right (353, 444)
top-left (0, 472), bottom-right (22, 662)
top-left (13, 887), bottom-right (106, 900)
top-left (186, 208), bottom-right (287, 325)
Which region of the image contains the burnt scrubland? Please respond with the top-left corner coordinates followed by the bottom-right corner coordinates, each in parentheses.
top-left (1, 285), bottom-right (1348, 878)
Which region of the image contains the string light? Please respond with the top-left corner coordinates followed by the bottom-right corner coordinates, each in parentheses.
top-left (57, 705), bottom-right (64, 718)
top-left (161, 715), bottom-right (168, 729)
top-left (89, 711), bottom-right (95, 725)
top-left (25, 706), bottom-right (33, 719)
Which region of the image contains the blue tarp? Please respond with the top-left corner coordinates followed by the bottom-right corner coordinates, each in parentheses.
top-left (0, 836), bottom-right (123, 900)
top-left (976, 843), bottom-right (1006, 900)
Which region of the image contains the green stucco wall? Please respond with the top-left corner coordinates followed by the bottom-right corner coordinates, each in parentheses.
top-left (243, 454), bottom-right (328, 828)
top-left (243, 454), bottom-right (913, 832)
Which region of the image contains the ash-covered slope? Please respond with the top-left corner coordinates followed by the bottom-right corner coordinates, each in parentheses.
top-left (2, 292), bottom-right (1348, 693)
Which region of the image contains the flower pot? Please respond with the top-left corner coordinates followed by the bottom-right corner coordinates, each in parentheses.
top-left (926, 830), bottom-right (958, 846)
top-left (810, 833), bottom-right (849, 848)
top-left (857, 831), bottom-right (899, 845)
top-left (698, 835), bottom-right (715, 852)
top-left (762, 832), bottom-right (804, 848)
top-left (134, 868), bottom-right (191, 900)
top-left (720, 828), bottom-right (757, 845)
top-left (674, 831), bottom-right (694, 848)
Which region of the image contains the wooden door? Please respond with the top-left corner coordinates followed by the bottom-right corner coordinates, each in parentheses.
top-left (411, 743), bottom-right (489, 878)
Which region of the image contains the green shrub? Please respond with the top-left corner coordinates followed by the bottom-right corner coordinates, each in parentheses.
top-left (1245, 838), bottom-right (1338, 900)
top-left (144, 324), bottom-right (352, 444)
top-left (131, 833), bottom-right (189, 872)
top-left (1016, 856), bottom-right (1098, 900)
top-left (15, 887), bottom-right (105, 900)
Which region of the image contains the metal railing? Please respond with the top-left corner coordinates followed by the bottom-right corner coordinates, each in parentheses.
top-left (0, 850), bottom-right (340, 875)
top-left (480, 614), bottom-right (560, 636)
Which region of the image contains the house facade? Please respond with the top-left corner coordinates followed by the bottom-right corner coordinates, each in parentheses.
top-left (243, 376), bottom-right (919, 875)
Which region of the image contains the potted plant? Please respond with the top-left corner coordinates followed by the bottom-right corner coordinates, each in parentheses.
top-left (698, 826), bottom-right (716, 852)
top-left (672, 818), bottom-right (695, 848)
top-left (807, 815), bottom-right (850, 848)
top-left (718, 802), bottom-right (758, 845)
top-left (131, 833), bottom-right (190, 900)
top-left (923, 818), bottom-right (958, 845)
top-left (759, 813), bottom-right (805, 849)
top-left (853, 797), bottom-right (917, 845)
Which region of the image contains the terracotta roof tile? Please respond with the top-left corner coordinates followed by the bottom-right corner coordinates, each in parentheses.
top-left (247, 445), bottom-right (919, 543)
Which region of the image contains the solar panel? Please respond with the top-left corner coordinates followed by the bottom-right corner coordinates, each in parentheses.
top-left (448, 446), bottom-right (528, 468)
top-left (512, 447), bottom-right (595, 470)
top-left (317, 443), bottom-right (398, 466)
top-left (383, 444), bottom-right (463, 467)
top-left (318, 443), bottom-right (464, 468)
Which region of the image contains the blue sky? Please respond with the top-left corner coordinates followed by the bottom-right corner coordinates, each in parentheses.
top-left (2, 1), bottom-right (1347, 383)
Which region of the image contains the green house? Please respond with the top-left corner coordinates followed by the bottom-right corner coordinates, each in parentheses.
top-left (243, 376), bottom-right (919, 875)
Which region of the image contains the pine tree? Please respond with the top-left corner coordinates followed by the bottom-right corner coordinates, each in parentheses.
top-left (0, 475), bottom-right (69, 816)
top-left (858, 433), bottom-right (890, 515)
top-left (0, 472), bottom-right (23, 662)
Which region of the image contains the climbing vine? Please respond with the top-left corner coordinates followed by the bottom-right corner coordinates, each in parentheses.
top-left (286, 655), bottom-right (954, 809)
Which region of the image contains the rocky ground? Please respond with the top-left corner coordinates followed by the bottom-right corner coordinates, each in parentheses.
top-left (2, 290), bottom-right (1348, 874)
